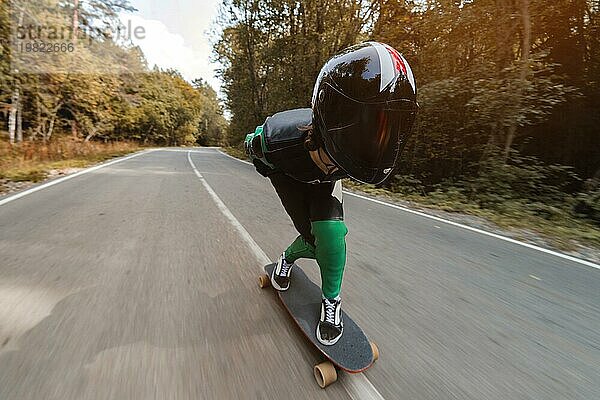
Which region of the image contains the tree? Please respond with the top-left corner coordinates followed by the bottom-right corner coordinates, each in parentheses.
top-left (192, 78), bottom-right (228, 146)
top-left (372, 0), bottom-right (591, 186)
top-left (214, 0), bottom-right (373, 143)
top-left (1, 0), bottom-right (226, 147)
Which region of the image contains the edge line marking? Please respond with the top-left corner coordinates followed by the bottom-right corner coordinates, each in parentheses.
top-left (187, 151), bottom-right (270, 265)
top-left (216, 148), bottom-right (600, 270)
top-left (0, 149), bottom-right (158, 207)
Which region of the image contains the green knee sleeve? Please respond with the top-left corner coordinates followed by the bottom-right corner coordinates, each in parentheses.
top-left (311, 220), bottom-right (348, 299)
top-left (284, 235), bottom-right (315, 262)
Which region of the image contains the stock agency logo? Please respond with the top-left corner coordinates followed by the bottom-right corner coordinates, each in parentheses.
top-left (15, 20), bottom-right (146, 44)
top-left (10, 6), bottom-right (147, 75)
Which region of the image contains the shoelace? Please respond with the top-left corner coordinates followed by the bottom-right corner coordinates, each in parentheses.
top-left (279, 260), bottom-right (291, 277)
top-left (323, 298), bottom-right (338, 325)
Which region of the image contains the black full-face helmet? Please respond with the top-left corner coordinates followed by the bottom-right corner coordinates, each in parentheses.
top-left (312, 41), bottom-right (418, 184)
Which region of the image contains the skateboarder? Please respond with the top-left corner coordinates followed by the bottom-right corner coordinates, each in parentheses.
top-left (245, 42), bottom-right (418, 345)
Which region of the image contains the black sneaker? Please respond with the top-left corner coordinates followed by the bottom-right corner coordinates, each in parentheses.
top-left (316, 296), bottom-right (343, 346)
top-left (270, 254), bottom-right (294, 291)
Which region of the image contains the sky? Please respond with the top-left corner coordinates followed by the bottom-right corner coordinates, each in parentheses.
top-left (118, 0), bottom-right (222, 91)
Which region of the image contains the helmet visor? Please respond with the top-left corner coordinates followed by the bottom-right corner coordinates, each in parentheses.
top-left (317, 85), bottom-right (417, 183)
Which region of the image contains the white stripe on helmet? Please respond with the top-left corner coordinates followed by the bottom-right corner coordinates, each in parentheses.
top-left (371, 42), bottom-right (395, 92)
top-left (400, 54), bottom-right (416, 93)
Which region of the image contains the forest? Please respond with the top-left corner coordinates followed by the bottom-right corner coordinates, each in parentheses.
top-left (214, 0), bottom-right (600, 244)
top-left (0, 0), bottom-right (227, 147)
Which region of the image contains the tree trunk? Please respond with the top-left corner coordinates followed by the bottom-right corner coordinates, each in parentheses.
top-left (84, 127), bottom-right (97, 142)
top-left (16, 100), bottom-right (23, 142)
top-left (30, 97), bottom-right (42, 141)
top-left (243, 4), bottom-right (262, 121)
top-left (503, 0), bottom-right (531, 161)
top-left (41, 103), bottom-right (62, 142)
top-left (8, 11), bottom-right (26, 145)
top-left (8, 11), bottom-right (25, 145)
top-left (8, 86), bottom-right (18, 144)
top-left (45, 116), bottom-right (56, 142)
top-left (72, 120), bottom-right (78, 138)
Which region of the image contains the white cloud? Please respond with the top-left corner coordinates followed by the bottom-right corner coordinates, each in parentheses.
top-left (119, 13), bottom-right (220, 91)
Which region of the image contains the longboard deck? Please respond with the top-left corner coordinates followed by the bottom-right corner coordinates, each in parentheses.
top-left (265, 263), bottom-right (373, 372)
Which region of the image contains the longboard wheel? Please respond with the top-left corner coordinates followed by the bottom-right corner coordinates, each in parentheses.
top-left (314, 361), bottom-right (337, 388)
top-left (370, 341), bottom-right (379, 362)
top-left (258, 274), bottom-right (271, 289)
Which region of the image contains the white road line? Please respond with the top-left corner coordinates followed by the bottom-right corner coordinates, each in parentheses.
top-left (161, 147), bottom-right (221, 152)
top-left (186, 151), bottom-right (270, 265)
top-left (217, 148), bottom-right (600, 270)
top-left (217, 149), bottom-right (253, 165)
top-left (345, 191), bottom-right (600, 270)
top-left (344, 374), bottom-right (386, 400)
top-left (0, 149), bottom-right (158, 207)
top-left (188, 151), bottom-right (386, 400)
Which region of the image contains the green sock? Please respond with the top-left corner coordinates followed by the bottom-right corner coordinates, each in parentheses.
top-left (311, 220), bottom-right (348, 299)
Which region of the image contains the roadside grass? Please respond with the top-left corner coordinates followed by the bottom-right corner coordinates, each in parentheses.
top-left (0, 138), bottom-right (143, 184)
top-left (222, 146), bottom-right (599, 251)
top-left (221, 145), bottom-right (247, 161)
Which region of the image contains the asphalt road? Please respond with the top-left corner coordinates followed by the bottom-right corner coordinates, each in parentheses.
top-left (0, 148), bottom-right (598, 399)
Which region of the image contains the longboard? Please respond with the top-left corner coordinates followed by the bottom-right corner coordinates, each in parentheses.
top-left (259, 263), bottom-right (378, 388)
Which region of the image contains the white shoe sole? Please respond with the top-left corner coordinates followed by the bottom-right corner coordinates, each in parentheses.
top-left (270, 274), bottom-right (289, 291)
